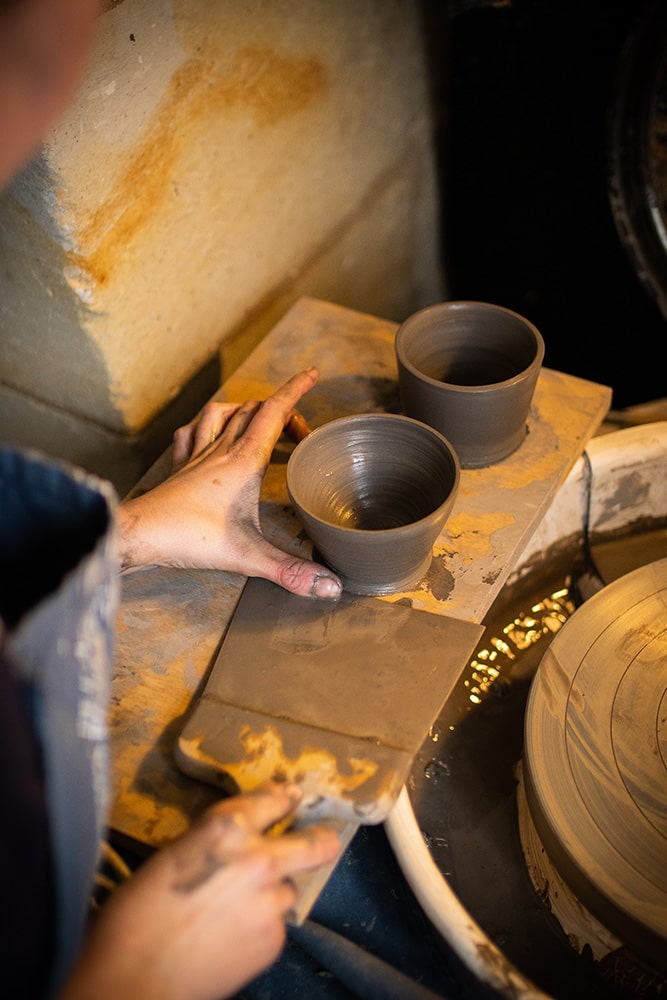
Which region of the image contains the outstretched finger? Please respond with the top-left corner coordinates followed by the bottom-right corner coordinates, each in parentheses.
top-left (236, 368), bottom-right (319, 463)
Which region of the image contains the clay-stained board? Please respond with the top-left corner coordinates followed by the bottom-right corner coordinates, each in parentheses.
top-left (211, 297), bottom-right (612, 622)
top-left (110, 297), bottom-right (611, 849)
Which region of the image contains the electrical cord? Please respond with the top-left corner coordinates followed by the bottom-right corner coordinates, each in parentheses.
top-left (289, 918), bottom-right (449, 1000)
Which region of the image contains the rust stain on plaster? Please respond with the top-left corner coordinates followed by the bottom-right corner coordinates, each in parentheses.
top-left (213, 44), bottom-right (328, 124)
top-left (69, 44), bottom-right (328, 286)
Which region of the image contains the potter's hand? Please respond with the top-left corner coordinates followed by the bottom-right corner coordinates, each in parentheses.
top-left (116, 368), bottom-right (342, 599)
top-left (59, 784), bottom-right (342, 1000)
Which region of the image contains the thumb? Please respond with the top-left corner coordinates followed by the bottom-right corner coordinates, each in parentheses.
top-left (252, 543), bottom-right (343, 599)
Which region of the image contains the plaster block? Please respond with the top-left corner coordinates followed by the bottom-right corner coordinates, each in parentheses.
top-left (0, 0), bottom-right (443, 484)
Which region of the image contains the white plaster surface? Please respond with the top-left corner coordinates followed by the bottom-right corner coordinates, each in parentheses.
top-left (0, 0), bottom-right (443, 490)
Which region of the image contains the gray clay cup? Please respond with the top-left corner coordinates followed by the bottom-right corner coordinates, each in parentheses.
top-left (395, 301), bottom-right (545, 468)
top-left (286, 413), bottom-right (460, 595)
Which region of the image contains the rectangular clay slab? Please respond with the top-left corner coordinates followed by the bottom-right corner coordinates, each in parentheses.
top-left (176, 577), bottom-right (483, 825)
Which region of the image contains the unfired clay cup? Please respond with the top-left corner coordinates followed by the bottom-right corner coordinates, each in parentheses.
top-left (395, 301), bottom-right (545, 468)
top-left (286, 413), bottom-right (460, 595)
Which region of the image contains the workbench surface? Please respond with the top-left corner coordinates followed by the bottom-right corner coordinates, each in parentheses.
top-left (110, 297), bottom-right (611, 850)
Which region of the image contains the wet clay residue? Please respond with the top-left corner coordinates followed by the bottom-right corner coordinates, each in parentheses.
top-left (423, 554), bottom-right (456, 602)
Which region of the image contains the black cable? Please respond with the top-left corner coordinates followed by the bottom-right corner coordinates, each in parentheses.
top-left (289, 919), bottom-right (449, 1000)
top-left (568, 451), bottom-right (606, 607)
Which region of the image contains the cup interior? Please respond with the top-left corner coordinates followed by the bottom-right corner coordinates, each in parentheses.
top-left (397, 301), bottom-right (544, 387)
top-left (287, 414), bottom-right (458, 533)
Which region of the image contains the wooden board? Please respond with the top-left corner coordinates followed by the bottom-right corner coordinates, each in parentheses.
top-left (109, 297), bottom-right (612, 851)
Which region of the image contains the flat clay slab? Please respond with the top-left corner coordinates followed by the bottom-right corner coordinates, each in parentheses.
top-left (177, 578), bottom-right (483, 826)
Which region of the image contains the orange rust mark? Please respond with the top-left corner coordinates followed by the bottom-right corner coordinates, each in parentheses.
top-left (211, 44), bottom-right (327, 124)
top-left (70, 43), bottom-right (328, 285)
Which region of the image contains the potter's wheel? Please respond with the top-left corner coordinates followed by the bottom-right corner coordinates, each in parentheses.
top-left (396, 528), bottom-right (667, 999)
top-left (520, 557), bottom-right (667, 975)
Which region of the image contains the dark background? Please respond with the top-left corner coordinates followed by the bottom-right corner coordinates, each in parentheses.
top-left (436, 0), bottom-right (666, 410)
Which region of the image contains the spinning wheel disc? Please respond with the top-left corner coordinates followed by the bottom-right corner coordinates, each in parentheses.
top-left (523, 557), bottom-right (667, 971)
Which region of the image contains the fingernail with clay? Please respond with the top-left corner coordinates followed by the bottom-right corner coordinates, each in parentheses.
top-left (311, 574), bottom-right (342, 599)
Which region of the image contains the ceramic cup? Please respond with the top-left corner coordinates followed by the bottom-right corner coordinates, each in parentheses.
top-left (286, 413), bottom-right (460, 595)
top-left (395, 301), bottom-right (545, 468)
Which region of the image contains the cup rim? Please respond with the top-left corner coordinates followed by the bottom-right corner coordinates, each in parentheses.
top-left (286, 412), bottom-right (460, 537)
top-left (395, 300), bottom-right (545, 392)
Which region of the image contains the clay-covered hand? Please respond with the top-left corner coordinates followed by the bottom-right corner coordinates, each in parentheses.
top-left (58, 784), bottom-right (341, 1000)
top-left (116, 367), bottom-right (342, 599)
